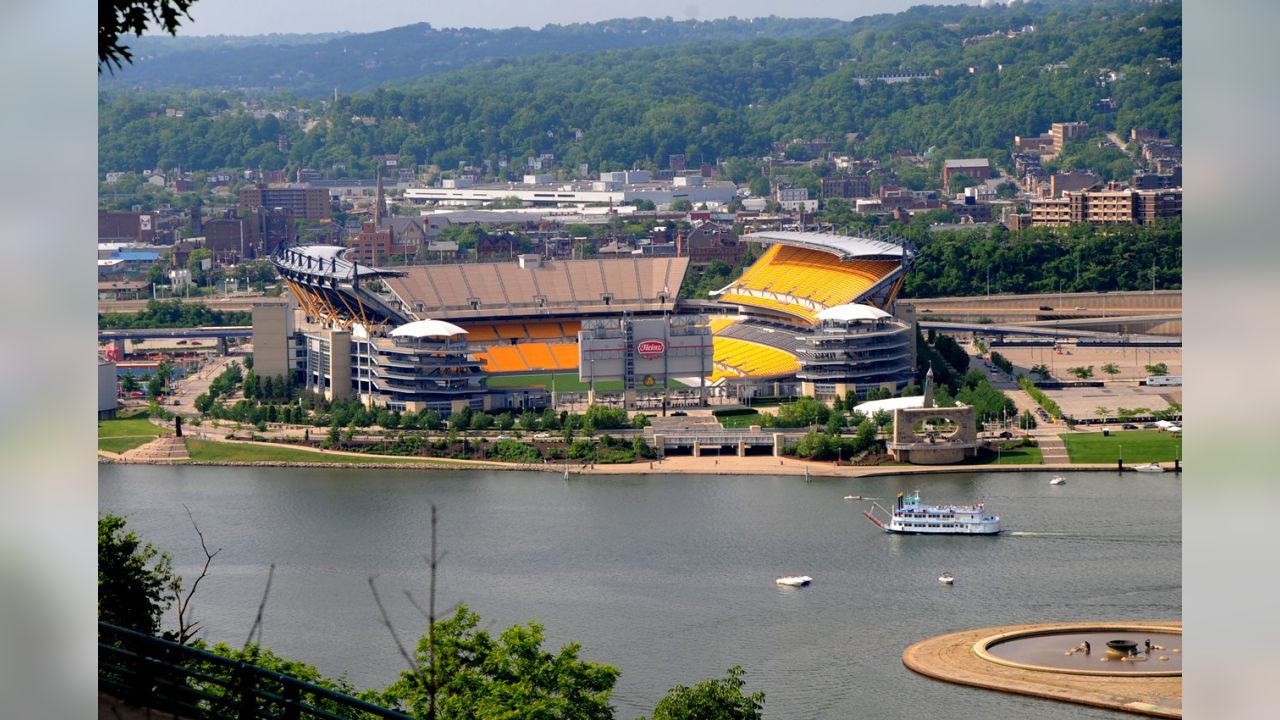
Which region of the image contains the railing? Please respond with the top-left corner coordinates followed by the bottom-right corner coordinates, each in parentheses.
top-left (98, 622), bottom-right (413, 720)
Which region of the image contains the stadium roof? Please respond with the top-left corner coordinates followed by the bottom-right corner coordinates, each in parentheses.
top-left (741, 231), bottom-right (912, 261)
top-left (272, 245), bottom-right (405, 281)
top-left (390, 319), bottom-right (468, 338)
top-left (816, 304), bottom-right (892, 323)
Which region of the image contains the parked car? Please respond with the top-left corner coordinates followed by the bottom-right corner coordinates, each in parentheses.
top-left (1122, 423), bottom-right (1139, 430)
top-left (1039, 305), bottom-right (1054, 311)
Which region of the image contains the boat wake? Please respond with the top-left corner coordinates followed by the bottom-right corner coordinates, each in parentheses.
top-left (1007, 531), bottom-right (1178, 544)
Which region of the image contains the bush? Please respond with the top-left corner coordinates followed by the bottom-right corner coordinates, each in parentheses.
top-left (490, 440), bottom-right (543, 463)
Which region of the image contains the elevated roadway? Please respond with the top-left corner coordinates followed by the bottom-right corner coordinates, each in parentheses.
top-left (919, 314), bottom-right (1181, 343)
top-left (98, 326), bottom-right (253, 342)
top-left (99, 296), bottom-right (288, 315)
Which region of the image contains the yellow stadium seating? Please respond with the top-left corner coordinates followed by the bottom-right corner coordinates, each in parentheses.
top-left (486, 346), bottom-right (531, 373)
top-left (519, 343), bottom-right (558, 371)
top-left (462, 324), bottom-right (499, 341)
top-left (708, 317), bottom-right (738, 334)
top-left (495, 324), bottom-right (527, 340)
top-left (710, 337), bottom-right (800, 381)
top-left (549, 343), bottom-right (580, 370)
top-left (526, 322), bottom-right (563, 340)
top-left (722, 245), bottom-right (899, 319)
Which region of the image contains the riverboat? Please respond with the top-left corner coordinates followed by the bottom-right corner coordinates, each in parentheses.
top-left (863, 491), bottom-right (1001, 535)
top-left (1132, 462), bottom-right (1165, 473)
top-left (776, 575), bottom-right (812, 587)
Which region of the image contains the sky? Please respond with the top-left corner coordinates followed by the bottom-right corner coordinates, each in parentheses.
top-left (175, 0), bottom-right (973, 36)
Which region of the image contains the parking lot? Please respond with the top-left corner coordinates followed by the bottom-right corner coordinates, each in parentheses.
top-left (986, 342), bottom-right (1181, 422)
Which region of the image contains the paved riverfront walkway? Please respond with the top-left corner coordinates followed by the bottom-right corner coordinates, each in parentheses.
top-left (903, 620), bottom-right (1182, 717)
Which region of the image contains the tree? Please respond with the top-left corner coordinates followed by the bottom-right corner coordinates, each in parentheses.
top-left (147, 372), bottom-right (166, 400)
top-left (1145, 362), bottom-right (1169, 376)
top-left (1095, 406), bottom-right (1111, 420)
top-left (100, 1), bottom-right (200, 73)
top-left (1101, 363), bottom-right (1121, 378)
top-left (1030, 364), bottom-right (1052, 380)
top-left (794, 431), bottom-right (835, 460)
top-left (644, 666), bottom-right (765, 720)
top-left (1067, 365), bottom-right (1094, 380)
top-left (382, 605), bottom-right (620, 720)
top-left (120, 373), bottom-right (140, 393)
top-left (194, 392), bottom-right (214, 415)
top-left (99, 513), bottom-right (178, 635)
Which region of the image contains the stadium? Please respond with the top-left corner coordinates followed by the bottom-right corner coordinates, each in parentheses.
top-left (268, 230), bottom-right (918, 416)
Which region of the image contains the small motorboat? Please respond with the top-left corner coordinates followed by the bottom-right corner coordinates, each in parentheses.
top-left (776, 575), bottom-right (812, 587)
top-left (1050, 476), bottom-right (1066, 485)
top-left (843, 495), bottom-right (861, 500)
top-left (1132, 462), bottom-right (1165, 473)
top-left (938, 573), bottom-right (954, 585)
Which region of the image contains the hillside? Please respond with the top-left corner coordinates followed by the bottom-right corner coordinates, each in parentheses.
top-left (99, 16), bottom-right (852, 96)
top-left (98, 1), bottom-right (1180, 178)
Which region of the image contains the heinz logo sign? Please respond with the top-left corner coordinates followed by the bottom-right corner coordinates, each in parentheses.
top-left (636, 339), bottom-right (666, 358)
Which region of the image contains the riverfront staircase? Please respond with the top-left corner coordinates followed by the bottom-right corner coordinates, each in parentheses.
top-left (1037, 433), bottom-right (1070, 464)
top-left (120, 435), bottom-right (190, 462)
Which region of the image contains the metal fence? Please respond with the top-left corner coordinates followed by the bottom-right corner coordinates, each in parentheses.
top-left (99, 622), bottom-right (414, 720)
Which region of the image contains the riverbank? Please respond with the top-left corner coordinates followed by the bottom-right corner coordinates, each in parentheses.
top-left (98, 438), bottom-right (1153, 478)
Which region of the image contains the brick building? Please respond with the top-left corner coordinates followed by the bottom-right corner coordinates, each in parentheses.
top-left (204, 207), bottom-right (296, 262)
top-left (941, 158), bottom-right (992, 188)
top-left (680, 221), bottom-right (745, 265)
top-left (820, 176), bottom-right (873, 199)
top-left (98, 211), bottom-right (156, 245)
top-left (1029, 185), bottom-right (1181, 227)
top-left (239, 184), bottom-right (331, 220)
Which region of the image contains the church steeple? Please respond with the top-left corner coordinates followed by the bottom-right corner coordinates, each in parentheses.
top-left (373, 171), bottom-right (385, 228)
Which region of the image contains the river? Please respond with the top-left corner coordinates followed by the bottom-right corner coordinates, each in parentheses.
top-left (99, 465), bottom-right (1180, 719)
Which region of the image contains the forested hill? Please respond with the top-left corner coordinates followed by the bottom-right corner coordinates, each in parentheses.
top-left (98, 1), bottom-right (1180, 177)
top-left (98, 16), bottom-right (852, 96)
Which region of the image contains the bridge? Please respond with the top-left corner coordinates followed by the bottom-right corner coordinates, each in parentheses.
top-left (98, 326), bottom-right (254, 342)
top-left (919, 314), bottom-right (1182, 343)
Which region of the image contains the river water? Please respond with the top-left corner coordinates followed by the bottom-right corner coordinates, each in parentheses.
top-left (99, 465), bottom-right (1180, 719)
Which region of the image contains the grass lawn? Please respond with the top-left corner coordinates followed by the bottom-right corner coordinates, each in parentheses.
top-left (98, 414), bottom-right (165, 439)
top-left (99, 436), bottom-right (157, 454)
top-left (988, 444), bottom-right (1043, 464)
top-left (1061, 429), bottom-right (1183, 464)
top-left (717, 413), bottom-right (770, 429)
top-left (99, 413), bottom-right (167, 453)
top-left (484, 373), bottom-right (688, 392)
top-left (185, 439), bottom-right (472, 465)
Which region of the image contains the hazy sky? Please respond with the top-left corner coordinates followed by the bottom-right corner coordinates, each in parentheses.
top-left (177, 0), bottom-right (973, 36)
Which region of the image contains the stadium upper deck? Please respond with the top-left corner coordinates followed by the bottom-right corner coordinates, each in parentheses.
top-left (272, 245), bottom-right (408, 330)
top-left (383, 256), bottom-right (690, 322)
top-left (714, 231), bottom-right (914, 325)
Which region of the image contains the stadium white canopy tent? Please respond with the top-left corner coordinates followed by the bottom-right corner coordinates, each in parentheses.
top-left (816, 304), bottom-right (893, 323)
top-left (390, 319), bottom-right (469, 338)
